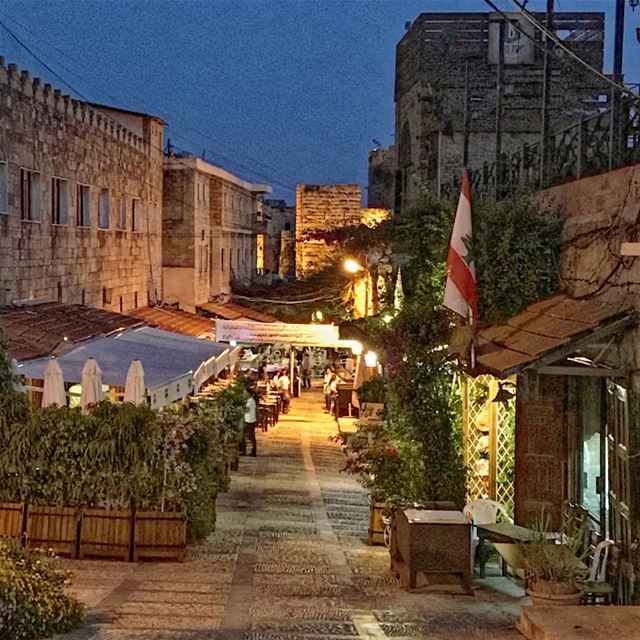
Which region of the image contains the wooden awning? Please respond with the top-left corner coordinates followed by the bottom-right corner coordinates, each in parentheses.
top-left (473, 293), bottom-right (636, 377)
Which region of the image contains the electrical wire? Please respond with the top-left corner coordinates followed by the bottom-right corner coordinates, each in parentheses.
top-left (0, 12), bottom-right (298, 193)
top-left (482, 0), bottom-right (640, 100)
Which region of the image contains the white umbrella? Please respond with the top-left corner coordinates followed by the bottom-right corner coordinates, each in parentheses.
top-left (10, 359), bottom-right (25, 393)
top-left (351, 354), bottom-right (368, 409)
top-left (124, 360), bottom-right (146, 405)
top-left (81, 358), bottom-right (103, 414)
top-left (41, 358), bottom-right (66, 407)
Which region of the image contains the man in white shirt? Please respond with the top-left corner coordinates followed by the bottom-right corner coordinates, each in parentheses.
top-left (243, 389), bottom-right (258, 456)
top-left (278, 369), bottom-right (291, 413)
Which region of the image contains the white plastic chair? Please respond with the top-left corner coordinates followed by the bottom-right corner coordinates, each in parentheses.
top-left (580, 539), bottom-right (614, 604)
top-left (464, 499), bottom-right (513, 577)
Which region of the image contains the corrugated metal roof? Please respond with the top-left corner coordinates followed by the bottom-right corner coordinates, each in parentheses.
top-left (198, 301), bottom-right (278, 323)
top-left (16, 326), bottom-right (227, 388)
top-left (128, 306), bottom-right (214, 337)
top-left (0, 302), bottom-right (143, 360)
top-left (475, 293), bottom-right (635, 377)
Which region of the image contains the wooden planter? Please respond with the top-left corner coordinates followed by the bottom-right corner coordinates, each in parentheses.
top-left (133, 510), bottom-right (186, 562)
top-left (0, 502), bottom-right (25, 539)
top-left (368, 500), bottom-right (387, 546)
top-left (79, 508), bottom-right (132, 561)
top-left (26, 505), bottom-right (78, 557)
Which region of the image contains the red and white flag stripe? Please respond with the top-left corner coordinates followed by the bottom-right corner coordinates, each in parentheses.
top-left (444, 169), bottom-right (478, 324)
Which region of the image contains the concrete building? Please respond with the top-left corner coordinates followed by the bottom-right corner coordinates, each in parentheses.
top-left (256, 199), bottom-right (296, 281)
top-left (0, 59), bottom-right (164, 312)
top-left (395, 11), bottom-right (607, 207)
top-left (367, 146), bottom-right (396, 210)
top-left (162, 156), bottom-right (271, 313)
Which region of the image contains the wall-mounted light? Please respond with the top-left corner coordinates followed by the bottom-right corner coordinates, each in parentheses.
top-left (230, 339), bottom-right (237, 347)
top-left (351, 341), bottom-right (363, 356)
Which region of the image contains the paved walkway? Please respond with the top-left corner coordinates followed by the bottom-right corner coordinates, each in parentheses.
top-left (58, 387), bottom-right (525, 640)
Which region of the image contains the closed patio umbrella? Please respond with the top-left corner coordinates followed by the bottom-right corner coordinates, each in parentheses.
top-left (123, 359), bottom-right (146, 405)
top-left (41, 358), bottom-right (66, 407)
top-left (351, 354), bottom-right (367, 409)
top-left (81, 358), bottom-right (103, 414)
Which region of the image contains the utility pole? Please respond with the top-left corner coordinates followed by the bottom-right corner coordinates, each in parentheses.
top-left (495, 19), bottom-right (505, 200)
top-left (463, 59), bottom-right (470, 168)
top-left (610, 0), bottom-right (626, 168)
top-left (540, 0), bottom-right (554, 186)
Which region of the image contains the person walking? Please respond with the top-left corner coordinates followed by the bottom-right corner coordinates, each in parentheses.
top-left (328, 373), bottom-right (340, 418)
top-left (278, 368), bottom-right (291, 413)
top-left (301, 350), bottom-right (311, 389)
top-left (243, 388), bottom-right (258, 457)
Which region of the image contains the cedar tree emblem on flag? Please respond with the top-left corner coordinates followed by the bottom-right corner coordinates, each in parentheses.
top-left (444, 169), bottom-right (478, 325)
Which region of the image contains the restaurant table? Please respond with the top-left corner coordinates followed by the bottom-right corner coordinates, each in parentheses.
top-left (391, 509), bottom-right (472, 593)
top-left (476, 523), bottom-right (538, 578)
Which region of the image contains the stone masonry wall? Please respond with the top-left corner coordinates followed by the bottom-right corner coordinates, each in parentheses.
top-left (0, 59), bottom-right (163, 312)
top-left (295, 184), bottom-right (362, 278)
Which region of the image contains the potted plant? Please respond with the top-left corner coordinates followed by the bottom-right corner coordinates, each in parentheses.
top-left (519, 510), bottom-right (590, 606)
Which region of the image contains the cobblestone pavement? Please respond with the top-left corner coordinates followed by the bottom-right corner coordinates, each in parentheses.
top-left (57, 387), bottom-right (525, 640)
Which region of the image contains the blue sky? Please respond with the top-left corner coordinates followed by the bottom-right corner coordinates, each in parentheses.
top-left (1, 0), bottom-right (638, 202)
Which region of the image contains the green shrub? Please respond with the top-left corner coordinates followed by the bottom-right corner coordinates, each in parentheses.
top-left (0, 540), bottom-right (83, 640)
top-left (356, 376), bottom-right (390, 404)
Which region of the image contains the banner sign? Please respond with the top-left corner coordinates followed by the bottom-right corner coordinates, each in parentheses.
top-left (215, 320), bottom-right (340, 347)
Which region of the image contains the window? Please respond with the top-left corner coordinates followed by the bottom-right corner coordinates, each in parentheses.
top-left (221, 248), bottom-right (225, 272)
top-left (118, 197), bottom-right (126, 230)
top-left (21, 169), bottom-right (41, 221)
top-left (98, 189), bottom-right (110, 229)
top-left (51, 178), bottom-right (69, 225)
top-left (132, 198), bottom-right (141, 231)
top-left (0, 162), bottom-right (7, 214)
top-left (76, 184), bottom-right (90, 226)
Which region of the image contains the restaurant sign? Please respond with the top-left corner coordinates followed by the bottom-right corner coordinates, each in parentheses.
top-left (215, 320), bottom-right (340, 347)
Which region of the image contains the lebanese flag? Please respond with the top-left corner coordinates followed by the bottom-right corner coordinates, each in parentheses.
top-left (444, 169), bottom-right (478, 324)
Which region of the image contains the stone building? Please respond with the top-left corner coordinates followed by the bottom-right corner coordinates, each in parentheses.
top-left (0, 59), bottom-right (164, 312)
top-left (256, 198), bottom-right (296, 281)
top-left (295, 184), bottom-right (362, 279)
top-left (395, 11), bottom-right (607, 207)
top-left (162, 155), bottom-right (271, 313)
top-left (367, 146), bottom-right (396, 210)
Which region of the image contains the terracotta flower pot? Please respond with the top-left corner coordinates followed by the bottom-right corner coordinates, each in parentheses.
top-left (527, 581), bottom-right (583, 606)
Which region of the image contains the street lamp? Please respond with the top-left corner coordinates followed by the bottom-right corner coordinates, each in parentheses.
top-left (364, 350), bottom-right (378, 368)
top-left (343, 258), bottom-right (363, 274)
top-left (343, 258), bottom-right (370, 318)
top-left (351, 341), bottom-right (363, 355)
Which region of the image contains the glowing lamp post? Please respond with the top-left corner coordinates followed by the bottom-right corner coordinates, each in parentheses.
top-left (364, 350), bottom-right (378, 368)
top-left (343, 257), bottom-right (370, 318)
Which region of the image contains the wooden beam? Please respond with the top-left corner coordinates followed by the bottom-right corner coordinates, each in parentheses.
top-left (537, 366), bottom-right (628, 378)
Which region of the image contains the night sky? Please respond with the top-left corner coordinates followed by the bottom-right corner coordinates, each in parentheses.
top-left (1, 0), bottom-right (638, 202)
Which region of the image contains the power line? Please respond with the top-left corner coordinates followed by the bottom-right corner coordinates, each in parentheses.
top-left (0, 12), bottom-right (298, 193)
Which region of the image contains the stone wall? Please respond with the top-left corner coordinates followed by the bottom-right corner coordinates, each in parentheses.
top-left (368, 146), bottom-right (396, 209)
top-left (540, 162), bottom-right (640, 300)
top-left (260, 199), bottom-right (295, 277)
top-left (0, 59), bottom-right (163, 312)
top-left (295, 184), bottom-right (362, 278)
top-left (395, 12), bottom-right (607, 206)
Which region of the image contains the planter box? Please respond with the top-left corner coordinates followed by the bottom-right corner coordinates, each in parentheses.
top-left (79, 508), bottom-right (132, 561)
top-left (368, 500), bottom-right (387, 546)
top-left (0, 502), bottom-right (25, 539)
top-left (133, 510), bottom-right (186, 562)
top-left (26, 505), bottom-right (78, 557)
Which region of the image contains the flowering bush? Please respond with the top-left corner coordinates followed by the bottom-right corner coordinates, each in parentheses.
top-left (0, 540), bottom-right (83, 639)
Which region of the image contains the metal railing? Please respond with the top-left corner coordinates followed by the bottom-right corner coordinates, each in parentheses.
top-left (442, 97), bottom-right (640, 201)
